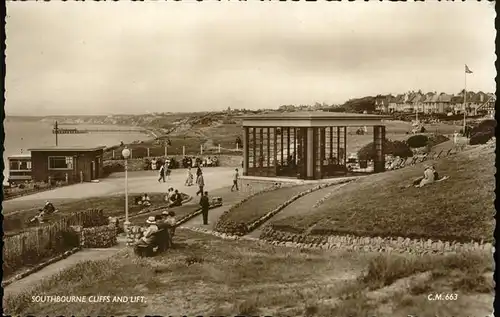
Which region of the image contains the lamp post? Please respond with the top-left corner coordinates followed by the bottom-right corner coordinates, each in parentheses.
top-left (122, 147), bottom-right (131, 231)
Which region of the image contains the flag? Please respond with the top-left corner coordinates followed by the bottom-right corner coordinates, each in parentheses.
top-left (465, 65), bottom-right (473, 74)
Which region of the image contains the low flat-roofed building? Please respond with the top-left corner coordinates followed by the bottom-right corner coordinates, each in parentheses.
top-left (28, 146), bottom-right (105, 183)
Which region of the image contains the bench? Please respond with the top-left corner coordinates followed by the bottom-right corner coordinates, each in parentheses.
top-left (134, 229), bottom-right (170, 257)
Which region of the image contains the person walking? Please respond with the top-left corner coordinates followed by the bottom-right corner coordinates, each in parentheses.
top-left (231, 168), bottom-right (239, 192)
top-left (158, 163), bottom-right (166, 183)
top-left (185, 167), bottom-right (194, 186)
top-left (196, 172), bottom-right (204, 196)
top-left (199, 191), bottom-right (210, 225)
top-left (165, 161), bottom-right (172, 180)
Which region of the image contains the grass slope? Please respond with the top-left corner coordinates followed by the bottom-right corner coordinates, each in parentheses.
top-left (4, 193), bottom-right (188, 236)
top-left (216, 184), bottom-right (318, 227)
top-left (4, 230), bottom-right (492, 316)
top-left (272, 144), bottom-right (495, 243)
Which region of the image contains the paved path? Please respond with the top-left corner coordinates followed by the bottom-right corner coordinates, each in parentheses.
top-left (3, 236), bottom-right (128, 298)
top-left (2, 167), bottom-right (237, 214)
top-left (182, 184), bottom-right (269, 230)
top-left (3, 168), bottom-right (238, 297)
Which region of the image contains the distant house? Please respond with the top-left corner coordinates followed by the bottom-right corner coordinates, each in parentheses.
top-left (392, 94), bottom-right (405, 112)
top-left (436, 93), bottom-right (453, 114)
top-left (28, 146), bottom-right (105, 184)
top-left (423, 93), bottom-right (439, 114)
top-left (411, 93), bottom-right (425, 113)
top-left (375, 95), bottom-right (392, 113)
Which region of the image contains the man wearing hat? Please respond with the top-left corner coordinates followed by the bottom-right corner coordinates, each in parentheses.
top-left (138, 216), bottom-right (159, 245)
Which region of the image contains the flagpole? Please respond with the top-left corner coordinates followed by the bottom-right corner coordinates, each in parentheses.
top-left (463, 70), bottom-right (467, 135)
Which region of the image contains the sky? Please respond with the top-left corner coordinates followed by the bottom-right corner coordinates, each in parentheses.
top-left (5, 1), bottom-right (497, 116)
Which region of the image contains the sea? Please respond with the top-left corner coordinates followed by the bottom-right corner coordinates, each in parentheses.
top-left (2, 119), bottom-right (151, 184)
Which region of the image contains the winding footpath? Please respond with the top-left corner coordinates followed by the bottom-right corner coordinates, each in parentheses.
top-left (2, 167), bottom-right (237, 298)
top-left (4, 175), bottom-right (355, 298)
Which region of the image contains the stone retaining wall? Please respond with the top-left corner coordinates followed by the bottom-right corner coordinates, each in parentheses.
top-left (71, 224), bottom-right (118, 248)
top-left (180, 226), bottom-right (493, 256)
top-left (260, 227), bottom-right (493, 255)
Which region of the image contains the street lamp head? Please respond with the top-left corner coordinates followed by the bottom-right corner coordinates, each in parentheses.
top-left (122, 147), bottom-right (131, 159)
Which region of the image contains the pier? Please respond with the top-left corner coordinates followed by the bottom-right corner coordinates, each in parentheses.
top-left (52, 128), bottom-right (148, 134)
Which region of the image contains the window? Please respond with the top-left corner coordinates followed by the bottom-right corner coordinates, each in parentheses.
top-left (9, 160), bottom-right (31, 171)
top-left (9, 161), bottom-right (19, 170)
top-left (19, 161), bottom-right (31, 170)
top-left (49, 156), bottom-right (74, 170)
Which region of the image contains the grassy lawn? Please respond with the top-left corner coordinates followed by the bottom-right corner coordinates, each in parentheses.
top-left (4, 229), bottom-right (492, 316)
top-left (3, 193), bottom-right (187, 236)
top-left (339, 121), bottom-right (460, 155)
top-left (201, 123), bottom-right (243, 149)
top-left (216, 184), bottom-right (318, 228)
top-left (272, 144), bottom-right (495, 243)
top-left (129, 203), bottom-right (199, 226)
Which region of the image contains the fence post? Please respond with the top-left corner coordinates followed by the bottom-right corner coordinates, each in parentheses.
top-left (112, 150), bottom-right (115, 159)
top-left (236, 143), bottom-right (239, 150)
top-left (130, 149), bottom-right (133, 159)
top-left (147, 148), bottom-right (150, 157)
top-left (218, 144), bottom-right (221, 153)
top-left (200, 145), bottom-right (203, 155)
top-left (165, 146), bottom-right (167, 157)
top-left (182, 146), bottom-right (185, 157)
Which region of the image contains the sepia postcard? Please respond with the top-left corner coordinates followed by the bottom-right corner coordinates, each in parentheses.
top-left (2, 1), bottom-right (496, 316)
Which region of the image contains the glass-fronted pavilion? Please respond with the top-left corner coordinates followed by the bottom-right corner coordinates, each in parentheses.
top-left (240, 112), bottom-right (390, 180)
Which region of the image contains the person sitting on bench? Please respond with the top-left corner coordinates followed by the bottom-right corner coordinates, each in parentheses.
top-left (136, 216), bottom-right (158, 246)
top-left (169, 189), bottom-right (183, 207)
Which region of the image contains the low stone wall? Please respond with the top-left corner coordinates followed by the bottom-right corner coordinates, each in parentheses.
top-left (260, 227), bottom-right (493, 255)
top-left (82, 224), bottom-right (118, 248)
top-left (71, 224), bottom-right (118, 248)
top-left (179, 226), bottom-right (493, 257)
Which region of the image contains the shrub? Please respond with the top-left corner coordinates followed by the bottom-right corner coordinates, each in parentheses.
top-left (407, 135), bottom-right (429, 148)
top-left (471, 119), bottom-right (496, 139)
top-left (469, 132), bottom-right (492, 145)
top-left (357, 139), bottom-right (413, 161)
top-left (102, 161), bottom-right (124, 177)
top-left (427, 134), bottom-right (449, 147)
top-left (143, 158), bottom-right (151, 170)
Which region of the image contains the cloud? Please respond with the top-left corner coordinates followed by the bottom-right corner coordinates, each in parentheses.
top-left (5, 1), bottom-right (496, 115)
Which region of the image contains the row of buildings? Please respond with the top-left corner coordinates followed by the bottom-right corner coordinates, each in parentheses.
top-left (375, 91), bottom-right (496, 115)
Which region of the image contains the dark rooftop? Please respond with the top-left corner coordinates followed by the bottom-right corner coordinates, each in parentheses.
top-left (239, 111), bottom-right (391, 120)
top-left (28, 146), bottom-right (106, 152)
